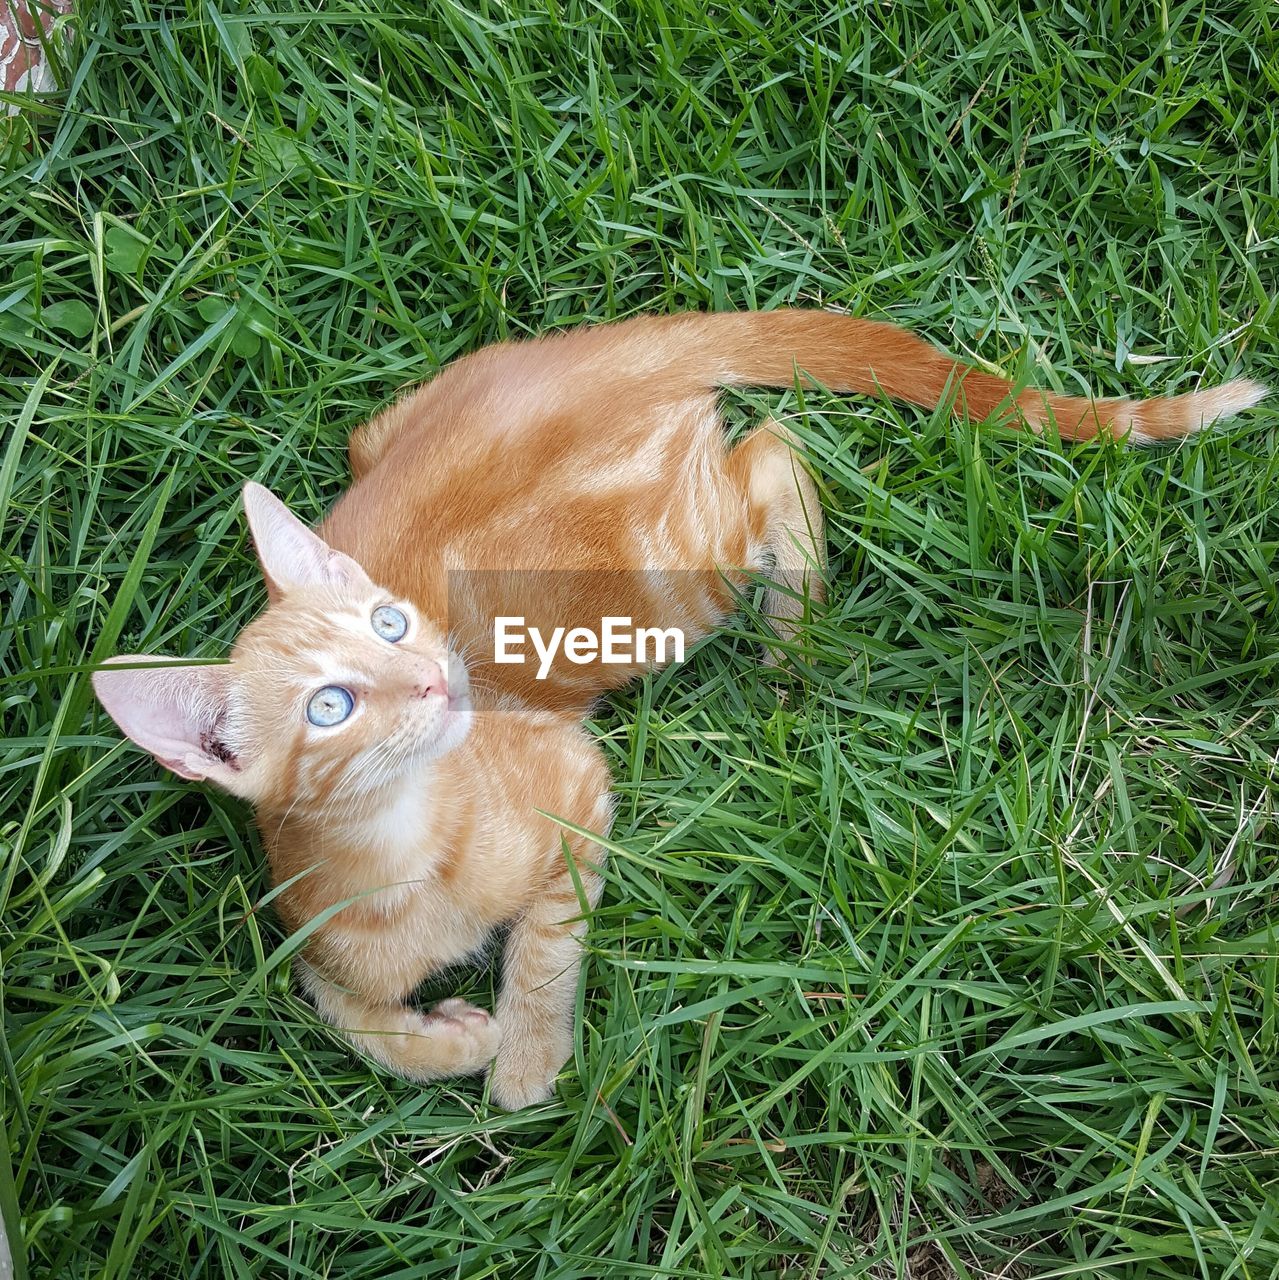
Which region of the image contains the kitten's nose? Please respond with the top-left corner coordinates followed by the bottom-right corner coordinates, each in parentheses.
top-left (413, 661), bottom-right (447, 700)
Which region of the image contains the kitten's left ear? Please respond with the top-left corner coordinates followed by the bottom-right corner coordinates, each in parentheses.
top-left (243, 482), bottom-right (373, 603)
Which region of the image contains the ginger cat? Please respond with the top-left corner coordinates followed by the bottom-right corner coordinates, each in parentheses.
top-left (92, 309), bottom-right (1264, 1108)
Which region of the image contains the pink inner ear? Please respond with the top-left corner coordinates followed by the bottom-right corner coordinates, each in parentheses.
top-left (92, 658), bottom-right (240, 783)
top-left (242, 481), bottom-right (372, 600)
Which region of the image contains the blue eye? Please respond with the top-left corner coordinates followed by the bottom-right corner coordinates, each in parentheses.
top-left (307, 686), bottom-right (354, 727)
top-left (372, 605), bottom-right (408, 642)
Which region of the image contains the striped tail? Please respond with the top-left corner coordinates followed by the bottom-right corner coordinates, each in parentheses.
top-left (621, 309), bottom-right (1267, 444)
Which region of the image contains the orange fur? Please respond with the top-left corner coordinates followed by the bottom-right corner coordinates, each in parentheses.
top-left (93, 308), bottom-right (1263, 1107)
top-left (93, 485), bottom-right (614, 1108)
top-left (327, 308), bottom-right (1262, 711)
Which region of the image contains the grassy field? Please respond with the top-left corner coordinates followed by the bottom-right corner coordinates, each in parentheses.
top-left (2, 0), bottom-right (1278, 1276)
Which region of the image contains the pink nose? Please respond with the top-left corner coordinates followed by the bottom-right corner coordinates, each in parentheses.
top-left (414, 663), bottom-right (446, 700)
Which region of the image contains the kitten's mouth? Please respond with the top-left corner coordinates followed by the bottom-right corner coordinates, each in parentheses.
top-left (410, 684), bottom-right (473, 760)
top-left (403, 653), bottom-right (472, 758)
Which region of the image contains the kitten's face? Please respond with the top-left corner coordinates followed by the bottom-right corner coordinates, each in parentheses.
top-left (93, 484), bottom-right (472, 811)
top-left (229, 586), bottom-right (472, 810)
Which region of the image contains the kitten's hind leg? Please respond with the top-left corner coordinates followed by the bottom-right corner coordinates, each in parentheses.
top-left (298, 962), bottom-right (501, 1082)
top-left (725, 420), bottom-right (826, 652)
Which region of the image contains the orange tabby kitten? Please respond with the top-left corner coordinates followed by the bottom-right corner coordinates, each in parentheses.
top-left (93, 309), bottom-right (1263, 1107)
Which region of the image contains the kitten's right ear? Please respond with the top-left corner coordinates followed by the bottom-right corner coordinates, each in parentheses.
top-left (92, 656), bottom-right (252, 796)
top-left (243, 482), bottom-right (372, 603)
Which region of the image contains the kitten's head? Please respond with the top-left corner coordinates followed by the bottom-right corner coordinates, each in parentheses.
top-left (93, 483), bottom-right (471, 812)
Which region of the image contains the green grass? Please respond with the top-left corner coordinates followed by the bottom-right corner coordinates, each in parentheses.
top-left (2, 0), bottom-right (1278, 1275)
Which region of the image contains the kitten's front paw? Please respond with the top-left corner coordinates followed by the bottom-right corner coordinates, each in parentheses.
top-left (413, 998), bottom-right (502, 1074)
top-left (428, 997), bottom-right (496, 1032)
top-left (487, 1035), bottom-right (571, 1110)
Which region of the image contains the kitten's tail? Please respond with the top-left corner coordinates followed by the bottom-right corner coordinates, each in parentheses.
top-left (642, 309), bottom-right (1266, 443)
